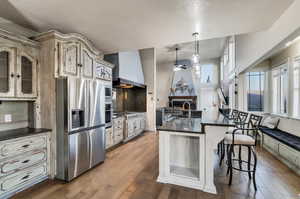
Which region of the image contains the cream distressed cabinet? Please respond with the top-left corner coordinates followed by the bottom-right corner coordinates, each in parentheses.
top-left (59, 41), bottom-right (80, 77)
top-left (0, 34), bottom-right (38, 99)
top-left (0, 132), bottom-right (50, 198)
top-left (35, 31), bottom-right (111, 80)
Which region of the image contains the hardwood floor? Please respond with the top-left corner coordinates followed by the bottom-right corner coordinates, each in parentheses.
top-left (13, 132), bottom-right (300, 199)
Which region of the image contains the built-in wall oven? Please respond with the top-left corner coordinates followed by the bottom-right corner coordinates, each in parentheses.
top-left (105, 86), bottom-right (112, 101)
top-left (105, 102), bottom-right (112, 127)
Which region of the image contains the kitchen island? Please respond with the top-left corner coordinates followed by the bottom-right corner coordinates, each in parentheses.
top-left (157, 113), bottom-right (235, 194)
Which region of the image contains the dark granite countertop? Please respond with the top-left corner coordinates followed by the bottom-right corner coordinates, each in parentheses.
top-left (0, 128), bottom-right (51, 141)
top-left (157, 114), bottom-right (235, 134)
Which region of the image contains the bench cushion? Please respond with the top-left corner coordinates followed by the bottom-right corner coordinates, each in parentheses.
top-left (259, 127), bottom-right (300, 151)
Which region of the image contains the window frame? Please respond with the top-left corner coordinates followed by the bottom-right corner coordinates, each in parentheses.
top-left (293, 56), bottom-right (300, 118)
top-left (271, 62), bottom-right (289, 116)
top-left (247, 71), bottom-right (265, 112)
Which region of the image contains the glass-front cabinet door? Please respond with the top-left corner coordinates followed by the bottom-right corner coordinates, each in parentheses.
top-left (0, 47), bottom-right (15, 97)
top-left (16, 52), bottom-right (37, 98)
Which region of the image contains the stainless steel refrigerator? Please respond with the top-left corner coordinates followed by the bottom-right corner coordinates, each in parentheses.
top-left (56, 77), bottom-right (106, 181)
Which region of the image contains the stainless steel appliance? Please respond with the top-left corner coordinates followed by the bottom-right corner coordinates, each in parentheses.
top-left (56, 77), bottom-right (106, 181)
top-left (105, 85), bottom-right (112, 101)
top-left (105, 102), bottom-right (112, 127)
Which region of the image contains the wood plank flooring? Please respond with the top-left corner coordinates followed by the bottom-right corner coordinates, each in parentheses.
top-left (13, 132), bottom-right (300, 199)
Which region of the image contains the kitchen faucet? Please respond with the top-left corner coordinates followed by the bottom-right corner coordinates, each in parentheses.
top-left (182, 101), bottom-right (191, 119)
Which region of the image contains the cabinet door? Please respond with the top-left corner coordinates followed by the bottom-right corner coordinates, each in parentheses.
top-left (16, 52), bottom-right (37, 98)
top-left (0, 47), bottom-right (15, 97)
top-left (81, 46), bottom-right (94, 79)
top-left (59, 42), bottom-right (80, 77)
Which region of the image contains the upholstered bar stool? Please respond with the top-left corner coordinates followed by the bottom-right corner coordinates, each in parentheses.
top-left (224, 114), bottom-right (262, 190)
top-left (217, 109), bottom-right (239, 157)
top-left (219, 111), bottom-right (249, 166)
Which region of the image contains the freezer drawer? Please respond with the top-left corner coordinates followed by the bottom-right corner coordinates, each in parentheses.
top-left (89, 127), bottom-right (105, 168)
top-left (68, 131), bottom-right (90, 181)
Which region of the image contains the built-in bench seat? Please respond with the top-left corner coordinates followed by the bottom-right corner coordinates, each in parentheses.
top-left (258, 117), bottom-right (300, 176)
top-left (259, 127), bottom-right (300, 151)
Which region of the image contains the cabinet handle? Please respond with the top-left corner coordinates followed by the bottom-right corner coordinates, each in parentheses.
top-left (22, 160), bottom-right (30, 164)
top-left (22, 144), bottom-right (30, 148)
top-left (16, 74), bottom-right (20, 78)
top-left (78, 64), bottom-right (83, 67)
top-left (21, 175), bottom-right (30, 180)
top-left (11, 73), bottom-right (14, 78)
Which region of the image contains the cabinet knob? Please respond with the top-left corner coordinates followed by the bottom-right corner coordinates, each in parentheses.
top-left (16, 74), bottom-right (20, 78)
top-left (11, 73), bottom-right (14, 78)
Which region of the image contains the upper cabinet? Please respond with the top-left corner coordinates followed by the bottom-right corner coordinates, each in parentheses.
top-left (0, 47), bottom-right (15, 97)
top-left (59, 41), bottom-right (80, 77)
top-left (0, 31), bottom-right (39, 99)
top-left (35, 30), bottom-right (114, 80)
top-left (16, 52), bottom-right (37, 98)
top-left (81, 45), bottom-right (94, 79)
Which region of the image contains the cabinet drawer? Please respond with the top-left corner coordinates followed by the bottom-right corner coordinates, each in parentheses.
top-left (263, 135), bottom-right (278, 152)
top-left (0, 136), bottom-right (47, 158)
top-left (278, 144), bottom-right (299, 166)
top-left (0, 149), bottom-right (47, 177)
top-left (0, 162), bottom-right (47, 195)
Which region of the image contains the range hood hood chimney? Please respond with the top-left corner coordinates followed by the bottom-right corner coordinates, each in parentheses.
top-left (104, 51), bottom-right (145, 88)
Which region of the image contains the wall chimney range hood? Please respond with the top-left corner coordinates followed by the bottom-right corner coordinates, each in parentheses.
top-left (104, 51), bottom-right (146, 88)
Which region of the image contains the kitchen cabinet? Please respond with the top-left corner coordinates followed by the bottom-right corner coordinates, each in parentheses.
top-left (124, 113), bottom-right (146, 142)
top-left (59, 41), bottom-right (80, 77)
top-left (0, 47), bottom-right (15, 97)
top-left (95, 61), bottom-right (112, 81)
top-left (16, 52), bottom-right (37, 98)
top-left (37, 31), bottom-right (114, 80)
top-left (0, 132), bottom-right (50, 198)
top-left (81, 45), bottom-right (94, 79)
top-left (105, 127), bottom-right (114, 149)
top-left (0, 46), bottom-right (38, 99)
top-left (106, 117), bottom-right (125, 149)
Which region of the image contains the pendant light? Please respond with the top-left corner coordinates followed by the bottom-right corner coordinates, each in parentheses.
top-left (192, 32), bottom-right (200, 64)
top-left (174, 47), bottom-right (184, 71)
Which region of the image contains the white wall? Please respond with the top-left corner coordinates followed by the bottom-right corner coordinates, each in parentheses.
top-left (156, 58), bottom-right (220, 110)
top-left (156, 62), bottom-right (173, 108)
top-left (236, 0), bottom-right (300, 73)
top-left (140, 48), bottom-right (156, 131)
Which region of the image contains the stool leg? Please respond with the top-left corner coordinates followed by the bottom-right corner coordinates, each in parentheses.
top-left (228, 144), bottom-right (233, 186)
top-left (226, 144), bottom-right (230, 176)
top-left (252, 147), bottom-right (257, 191)
top-left (219, 141), bottom-right (225, 166)
top-left (238, 145), bottom-right (242, 170)
top-left (247, 146), bottom-right (252, 180)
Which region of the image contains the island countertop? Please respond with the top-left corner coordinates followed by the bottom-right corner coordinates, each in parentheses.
top-left (157, 114), bottom-right (235, 134)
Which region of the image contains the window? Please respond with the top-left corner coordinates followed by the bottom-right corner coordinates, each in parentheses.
top-left (229, 82), bottom-right (235, 109)
top-left (272, 65), bottom-right (288, 115)
top-left (201, 64), bottom-right (214, 83)
top-left (293, 58), bottom-right (300, 117)
top-left (247, 72), bottom-right (264, 112)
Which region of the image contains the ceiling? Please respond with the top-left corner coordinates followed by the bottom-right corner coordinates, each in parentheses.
top-left (156, 37), bottom-right (226, 64)
top-left (0, 0), bottom-right (294, 53)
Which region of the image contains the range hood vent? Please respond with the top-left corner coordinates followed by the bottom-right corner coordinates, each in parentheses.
top-left (104, 51), bottom-right (145, 88)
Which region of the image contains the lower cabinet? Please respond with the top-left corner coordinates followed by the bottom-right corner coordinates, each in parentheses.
top-left (0, 133), bottom-right (50, 198)
top-left (263, 134), bottom-right (300, 175)
top-left (125, 113), bottom-right (146, 142)
top-left (105, 127), bottom-right (114, 149)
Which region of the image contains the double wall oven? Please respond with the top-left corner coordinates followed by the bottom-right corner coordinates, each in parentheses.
top-left (105, 85), bottom-right (113, 127)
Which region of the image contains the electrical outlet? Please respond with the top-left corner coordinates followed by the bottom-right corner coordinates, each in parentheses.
top-left (4, 114), bottom-right (12, 123)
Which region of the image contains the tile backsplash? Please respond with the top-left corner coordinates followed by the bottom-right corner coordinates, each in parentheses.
top-left (0, 101), bottom-right (32, 131)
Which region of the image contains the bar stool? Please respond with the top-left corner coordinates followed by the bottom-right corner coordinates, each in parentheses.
top-left (217, 109), bottom-right (239, 156)
top-left (224, 114), bottom-right (262, 190)
top-left (219, 111), bottom-right (249, 166)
